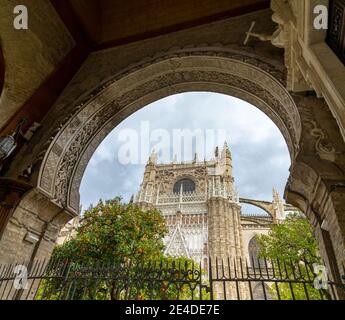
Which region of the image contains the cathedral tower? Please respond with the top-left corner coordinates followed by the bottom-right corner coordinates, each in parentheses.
top-left (135, 144), bottom-right (244, 272)
top-left (207, 142), bottom-right (244, 262)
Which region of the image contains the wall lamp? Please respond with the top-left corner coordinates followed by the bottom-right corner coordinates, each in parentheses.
top-left (0, 118), bottom-right (26, 161)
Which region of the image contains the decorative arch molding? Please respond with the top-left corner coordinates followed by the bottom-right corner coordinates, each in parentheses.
top-left (36, 47), bottom-right (301, 215)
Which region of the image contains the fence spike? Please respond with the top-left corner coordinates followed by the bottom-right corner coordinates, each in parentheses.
top-left (0, 256), bottom-right (342, 301)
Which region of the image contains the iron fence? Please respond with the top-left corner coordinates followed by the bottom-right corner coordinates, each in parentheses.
top-left (0, 257), bottom-right (344, 300)
top-left (208, 257), bottom-right (345, 300)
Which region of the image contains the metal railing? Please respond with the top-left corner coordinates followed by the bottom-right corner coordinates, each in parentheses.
top-left (0, 257), bottom-right (344, 300)
top-left (208, 257), bottom-right (345, 300)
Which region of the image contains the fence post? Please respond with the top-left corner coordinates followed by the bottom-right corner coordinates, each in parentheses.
top-left (1, 257), bottom-right (345, 300)
top-left (58, 261), bottom-right (72, 300)
top-left (208, 257), bottom-right (213, 300)
top-left (13, 260), bottom-right (32, 301)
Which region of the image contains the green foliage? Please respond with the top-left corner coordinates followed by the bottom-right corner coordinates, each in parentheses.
top-left (53, 197), bottom-right (167, 266)
top-left (256, 213), bottom-right (320, 263)
top-left (151, 256), bottom-right (210, 300)
top-left (37, 198), bottom-right (205, 300)
top-left (125, 256), bottom-right (207, 300)
top-left (256, 213), bottom-right (328, 300)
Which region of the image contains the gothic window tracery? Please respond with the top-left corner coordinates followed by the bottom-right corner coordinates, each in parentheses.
top-left (248, 236), bottom-right (265, 269)
top-left (173, 178), bottom-right (196, 193)
top-left (252, 283), bottom-right (272, 300)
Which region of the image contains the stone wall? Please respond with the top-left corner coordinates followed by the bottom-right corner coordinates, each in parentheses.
top-left (286, 96), bottom-right (345, 284)
top-left (0, 189), bottom-right (73, 264)
top-left (0, 0), bottom-right (74, 129)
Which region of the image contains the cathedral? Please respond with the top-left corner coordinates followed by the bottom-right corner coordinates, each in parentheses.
top-left (134, 143), bottom-right (290, 269)
top-left (1, 0), bottom-right (345, 300)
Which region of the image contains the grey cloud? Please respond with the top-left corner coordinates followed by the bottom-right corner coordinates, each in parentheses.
top-left (80, 92), bottom-right (290, 214)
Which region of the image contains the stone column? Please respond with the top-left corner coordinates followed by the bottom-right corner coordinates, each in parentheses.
top-left (0, 184), bottom-right (75, 299)
top-left (0, 188), bottom-right (74, 264)
top-left (0, 178), bottom-right (32, 241)
top-left (286, 164), bottom-right (345, 299)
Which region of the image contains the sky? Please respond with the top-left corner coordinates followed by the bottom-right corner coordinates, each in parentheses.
top-left (79, 92), bottom-right (291, 214)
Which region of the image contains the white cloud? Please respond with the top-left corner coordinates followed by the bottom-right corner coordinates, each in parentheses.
top-left (80, 92), bottom-right (291, 210)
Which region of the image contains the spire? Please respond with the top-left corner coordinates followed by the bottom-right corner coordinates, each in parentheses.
top-left (222, 141), bottom-right (231, 159)
top-left (219, 141), bottom-right (232, 177)
top-left (143, 150), bottom-right (157, 184)
top-left (272, 188), bottom-right (284, 221)
top-left (148, 149), bottom-right (157, 164)
top-left (214, 146), bottom-right (219, 158)
top-left (272, 188), bottom-right (280, 201)
top-left (193, 152), bottom-right (198, 163)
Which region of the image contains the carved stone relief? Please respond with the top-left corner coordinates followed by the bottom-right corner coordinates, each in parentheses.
top-left (155, 166), bottom-right (208, 195)
top-left (36, 48), bottom-right (301, 215)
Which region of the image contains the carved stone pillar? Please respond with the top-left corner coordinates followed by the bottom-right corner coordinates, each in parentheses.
top-left (0, 188), bottom-right (75, 264)
top-left (286, 171), bottom-right (345, 299)
top-left (283, 97), bottom-right (345, 301)
top-left (283, 94), bottom-right (345, 299)
top-left (0, 178), bottom-right (32, 240)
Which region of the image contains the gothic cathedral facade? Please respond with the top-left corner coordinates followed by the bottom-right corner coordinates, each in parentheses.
top-left (134, 143), bottom-right (287, 270)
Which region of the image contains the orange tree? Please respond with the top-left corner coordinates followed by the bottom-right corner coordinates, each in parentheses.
top-left (40, 197), bottom-right (202, 300)
top-left (53, 197), bottom-right (167, 265)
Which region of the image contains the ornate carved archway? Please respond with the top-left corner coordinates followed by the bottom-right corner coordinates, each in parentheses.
top-left (1, 45), bottom-right (344, 284)
top-left (36, 47), bottom-right (301, 215)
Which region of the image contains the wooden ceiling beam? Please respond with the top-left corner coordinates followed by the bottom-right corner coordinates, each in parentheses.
top-left (50, 0), bottom-right (270, 50)
top-left (95, 0), bottom-right (270, 50)
top-left (50, 0), bottom-right (93, 47)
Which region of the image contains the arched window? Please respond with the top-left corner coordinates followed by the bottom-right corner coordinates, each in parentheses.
top-left (173, 178), bottom-right (195, 193)
top-left (252, 283), bottom-right (272, 300)
top-left (248, 237), bottom-right (265, 269)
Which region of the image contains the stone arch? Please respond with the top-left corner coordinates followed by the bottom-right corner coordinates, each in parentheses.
top-left (252, 283), bottom-right (272, 300)
top-left (284, 94), bottom-right (345, 284)
top-left (36, 47), bottom-right (301, 216)
top-left (248, 236), bottom-right (265, 268)
top-left (248, 236), bottom-right (260, 262)
top-left (173, 177), bottom-right (196, 194)
top-left (0, 45), bottom-right (344, 288)
top-left (286, 160), bottom-right (345, 285)
top-left (239, 198), bottom-right (273, 217)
